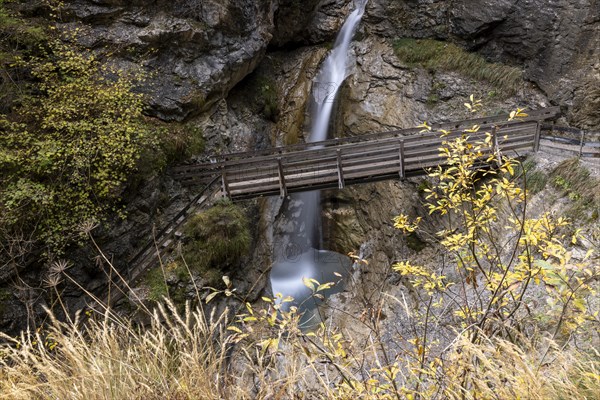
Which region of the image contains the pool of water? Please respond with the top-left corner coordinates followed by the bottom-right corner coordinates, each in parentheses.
top-left (270, 248), bottom-right (352, 329)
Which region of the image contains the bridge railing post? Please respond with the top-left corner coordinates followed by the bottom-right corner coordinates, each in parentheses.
top-left (398, 139), bottom-right (405, 180)
top-left (336, 149), bottom-right (345, 189)
top-left (534, 121), bottom-right (541, 153)
top-left (491, 126), bottom-right (502, 168)
top-left (277, 157), bottom-right (287, 198)
top-left (578, 129), bottom-right (585, 158)
top-left (221, 169), bottom-right (231, 199)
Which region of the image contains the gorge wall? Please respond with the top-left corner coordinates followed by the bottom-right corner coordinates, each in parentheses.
top-left (1, 0), bottom-right (598, 334)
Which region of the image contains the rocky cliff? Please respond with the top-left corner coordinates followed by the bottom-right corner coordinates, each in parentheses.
top-left (1, 0), bottom-right (598, 334)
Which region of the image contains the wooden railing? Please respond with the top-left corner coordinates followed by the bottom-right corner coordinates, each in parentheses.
top-left (173, 107), bottom-right (561, 201)
top-left (107, 107), bottom-right (587, 305)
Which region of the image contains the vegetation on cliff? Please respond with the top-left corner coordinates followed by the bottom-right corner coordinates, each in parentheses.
top-left (0, 2), bottom-right (206, 261)
top-left (0, 3), bottom-right (155, 258)
top-left (394, 38), bottom-right (523, 93)
top-left (1, 112), bottom-right (597, 399)
top-left (181, 200), bottom-right (251, 285)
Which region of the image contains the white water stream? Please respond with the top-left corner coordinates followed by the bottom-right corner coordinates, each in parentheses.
top-left (269, 1), bottom-right (367, 327)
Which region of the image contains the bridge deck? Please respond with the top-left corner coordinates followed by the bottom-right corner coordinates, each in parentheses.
top-left (102, 106), bottom-right (600, 306)
top-left (174, 107), bottom-right (561, 201)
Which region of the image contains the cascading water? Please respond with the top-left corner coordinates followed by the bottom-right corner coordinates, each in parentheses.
top-left (270, 0), bottom-right (368, 328)
top-left (309, 1), bottom-right (367, 144)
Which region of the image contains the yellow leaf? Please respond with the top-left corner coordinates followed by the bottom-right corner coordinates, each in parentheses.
top-left (205, 291), bottom-right (218, 303)
top-left (227, 326), bottom-right (243, 333)
top-left (222, 275), bottom-right (231, 288)
top-left (302, 277), bottom-right (315, 291)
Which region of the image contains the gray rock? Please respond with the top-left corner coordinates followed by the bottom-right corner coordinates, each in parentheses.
top-left (59, 0), bottom-right (278, 121)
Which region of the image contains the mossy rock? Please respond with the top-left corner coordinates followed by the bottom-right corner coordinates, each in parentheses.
top-left (550, 158), bottom-right (600, 222)
top-left (181, 200), bottom-right (251, 284)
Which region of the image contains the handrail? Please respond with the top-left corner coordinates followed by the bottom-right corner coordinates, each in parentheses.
top-left (127, 175), bottom-right (220, 268)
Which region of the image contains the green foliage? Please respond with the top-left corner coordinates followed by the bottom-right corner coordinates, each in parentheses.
top-left (258, 77), bottom-right (279, 121)
top-left (144, 266), bottom-right (169, 302)
top-left (0, 0), bottom-right (50, 112)
top-left (241, 73), bottom-right (280, 122)
top-left (138, 120), bottom-right (204, 176)
top-left (0, 38), bottom-right (152, 254)
top-left (393, 38), bottom-right (522, 92)
top-left (181, 200), bottom-right (251, 284)
top-left (426, 92), bottom-right (439, 107)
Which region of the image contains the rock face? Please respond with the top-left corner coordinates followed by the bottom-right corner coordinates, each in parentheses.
top-left (451, 0), bottom-right (599, 127)
top-left (46, 0), bottom-right (599, 125)
top-left (366, 0), bottom-right (600, 128)
top-left (56, 0), bottom-right (277, 121)
top-left (48, 0), bottom-right (357, 121)
top-left (3, 0), bottom-right (598, 335)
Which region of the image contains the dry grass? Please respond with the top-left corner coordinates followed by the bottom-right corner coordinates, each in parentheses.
top-left (442, 335), bottom-right (600, 400)
top-left (393, 38), bottom-right (523, 93)
top-left (0, 302), bottom-right (234, 400)
top-left (1, 300), bottom-right (598, 399)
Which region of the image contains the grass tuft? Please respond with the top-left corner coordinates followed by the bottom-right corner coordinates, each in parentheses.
top-left (550, 158), bottom-right (600, 222)
top-left (393, 38), bottom-right (523, 93)
top-left (517, 158), bottom-right (548, 195)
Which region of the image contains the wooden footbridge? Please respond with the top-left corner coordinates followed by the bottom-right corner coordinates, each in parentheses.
top-left (104, 106), bottom-right (600, 306)
top-left (173, 107), bottom-right (563, 201)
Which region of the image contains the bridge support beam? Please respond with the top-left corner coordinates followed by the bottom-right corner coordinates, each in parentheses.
top-left (277, 157), bottom-right (287, 198)
top-left (337, 149), bottom-right (345, 189)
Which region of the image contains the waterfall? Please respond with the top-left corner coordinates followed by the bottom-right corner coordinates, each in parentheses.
top-left (310, 0), bottom-right (367, 144)
top-left (269, 0), bottom-right (367, 327)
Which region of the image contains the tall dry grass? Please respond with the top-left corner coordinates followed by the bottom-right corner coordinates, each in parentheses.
top-left (1, 298), bottom-right (598, 399)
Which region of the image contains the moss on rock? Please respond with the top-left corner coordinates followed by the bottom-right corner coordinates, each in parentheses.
top-left (181, 200), bottom-right (251, 284)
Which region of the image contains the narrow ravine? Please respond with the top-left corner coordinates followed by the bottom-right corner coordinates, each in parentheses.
top-left (269, 0), bottom-right (368, 328)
